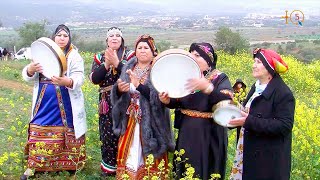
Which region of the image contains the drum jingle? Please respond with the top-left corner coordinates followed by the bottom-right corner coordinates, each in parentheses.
top-left (212, 100), bottom-right (243, 127)
top-left (150, 49), bottom-right (201, 98)
top-left (31, 37), bottom-right (67, 78)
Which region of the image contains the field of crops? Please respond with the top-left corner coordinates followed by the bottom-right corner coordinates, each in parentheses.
top-left (0, 51), bottom-right (319, 179)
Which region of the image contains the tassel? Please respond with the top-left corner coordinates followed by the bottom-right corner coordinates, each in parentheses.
top-left (99, 93), bottom-right (109, 115)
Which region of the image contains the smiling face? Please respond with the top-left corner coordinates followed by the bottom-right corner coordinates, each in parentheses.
top-left (190, 50), bottom-right (209, 72)
top-left (54, 30), bottom-right (70, 48)
top-left (107, 33), bottom-right (122, 50)
top-left (136, 42), bottom-right (153, 64)
top-left (252, 57), bottom-right (271, 81)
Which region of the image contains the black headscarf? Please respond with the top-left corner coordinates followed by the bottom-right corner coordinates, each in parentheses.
top-left (189, 42), bottom-right (217, 70)
top-left (52, 24), bottom-right (71, 55)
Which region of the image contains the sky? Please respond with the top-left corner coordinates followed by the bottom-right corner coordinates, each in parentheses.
top-left (69, 0), bottom-right (320, 15)
top-left (4, 0), bottom-right (320, 16)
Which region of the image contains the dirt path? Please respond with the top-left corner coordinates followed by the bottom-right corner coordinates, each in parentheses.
top-left (0, 79), bottom-right (32, 94)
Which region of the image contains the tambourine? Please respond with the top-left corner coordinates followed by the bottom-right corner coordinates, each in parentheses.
top-left (212, 100), bottom-right (243, 127)
top-left (31, 37), bottom-right (67, 78)
top-left (150, 49), bottom-right (201, 98)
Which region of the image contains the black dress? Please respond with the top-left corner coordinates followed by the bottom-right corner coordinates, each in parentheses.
top-left (167, 71), bottom-right (232, 180)
top-left (90, 49), bottom-right (134, 174)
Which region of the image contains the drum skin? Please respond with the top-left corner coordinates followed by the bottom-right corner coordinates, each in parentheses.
top-left (151, 49), bottom-right (201, 98)
top-left (31, 37), bottom-right (67, 78)
top-left (212, 100), bottom-right (242, 127)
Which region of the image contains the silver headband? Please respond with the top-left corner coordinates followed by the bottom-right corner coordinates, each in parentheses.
top-left (106, 28), bottom-right (122, 38)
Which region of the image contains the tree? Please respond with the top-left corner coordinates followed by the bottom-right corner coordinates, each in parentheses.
top-left (214, 27), bottom-right (249, 54)
top-left (156, 40), bottom-right (172, 53)
top-left (17, 21), bottom-right (49, 47)
top-left (277, 45), bottom-right (285, 54)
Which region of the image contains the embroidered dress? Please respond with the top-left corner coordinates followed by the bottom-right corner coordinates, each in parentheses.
top-left (25, 76), bottom-right (85, 171)
top-left (115, 65), bottom-right (168, 179)
top-left (90, 49), bottom-right (134, 173)
top-left (230, 81), bottom-right (267, 180)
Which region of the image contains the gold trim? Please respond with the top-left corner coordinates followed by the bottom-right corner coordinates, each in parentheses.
top-left (180, 109), bottom-right (212, 119)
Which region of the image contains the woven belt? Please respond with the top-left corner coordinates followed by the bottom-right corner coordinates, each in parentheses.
top-left (99, 85), bottom-right (113, 93)
top-left (180, 109), bottom-right (213, 119)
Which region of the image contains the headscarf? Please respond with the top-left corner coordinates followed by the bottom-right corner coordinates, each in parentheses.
top-left (52, 24), bottom-right (72, 55)
top-left (189, 42), bottom-right (218, 70)
top-left (253, 48), bottom-right (288, 76)
top-left (233, 79), bottom-right (247, 89)
top-left (134, 34), bottom-right (158, 57)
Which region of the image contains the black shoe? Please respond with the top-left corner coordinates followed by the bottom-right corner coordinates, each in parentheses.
top-left (20, 174), bottom-right (28, 180)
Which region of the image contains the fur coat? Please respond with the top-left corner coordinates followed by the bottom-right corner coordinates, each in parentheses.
top-left (111, 57), bottom-right (175, 158)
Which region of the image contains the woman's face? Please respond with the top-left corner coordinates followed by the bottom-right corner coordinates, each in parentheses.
top-left (190, 50), bottom-right (209, 72)
top-left (107, 33), bottom-right (122, 50)
top-left (136, 42), bottom-right (153, 64)
top-left (252, 57), bottom-right (270, 80)
top-left (54, 30), bottom-right (70, 48)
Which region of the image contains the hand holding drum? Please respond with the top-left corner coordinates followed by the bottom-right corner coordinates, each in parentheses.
top-left (30, 37), bottom-right (67, 79)
top-left (212, 100), bottom-right (246, 127)
top-left (151, 49), bottom-right (201, 98)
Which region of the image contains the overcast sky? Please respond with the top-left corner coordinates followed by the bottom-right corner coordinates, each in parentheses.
top-left (5, 0), bottom-right (320, 15)
top-left (71, 0), bottom-right (320, 15)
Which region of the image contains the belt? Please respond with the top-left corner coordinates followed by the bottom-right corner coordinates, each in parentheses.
top-left (99, 85), bottom-right (113, 93)
top-left (180, 109), bottom-right (213, 119)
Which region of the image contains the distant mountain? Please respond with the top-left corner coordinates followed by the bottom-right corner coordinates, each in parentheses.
top-left (1, 0), bottom-right (166, 28)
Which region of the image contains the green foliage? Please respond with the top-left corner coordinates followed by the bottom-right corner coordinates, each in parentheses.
top-left (75, 40), bottom-right (105, 54)
top-left (16, 21), bottom-right (49, 47)
top-left (156, 40), bottom-right (172, 53)
top-left (214, 27), bottom-right (249, 54)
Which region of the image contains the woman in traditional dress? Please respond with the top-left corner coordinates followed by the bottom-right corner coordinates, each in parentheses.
top-left (229, 48), bottom-right (295, 180)
top-left (111, 34), bottom-right (175, 179)
top-left (21, 24), bottom-right (86, 179)
top-left (89, 27), bottom-right (134, 176)
top-left (159, 42), bottom-right (232, 179)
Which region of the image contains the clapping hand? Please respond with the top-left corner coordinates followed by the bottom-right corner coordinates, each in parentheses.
top-left (117, 79), bottom-right (130, 93)
top-left (105, 48), bottom-right (119, 68)
top-left (126, 69), bottom-right (139, 88)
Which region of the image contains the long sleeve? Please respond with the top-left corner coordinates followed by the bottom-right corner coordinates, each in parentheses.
top-left (208, 73), bottom-right (233, 106)
top-left (244, 91), bottom-right (295, 137)
top-left (67, 51), bottom-right (84, 90)
top-left (90, 63), bottom-right (108, 84)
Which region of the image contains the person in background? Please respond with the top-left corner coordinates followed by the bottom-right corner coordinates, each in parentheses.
top-left (159, 42), bottom-right (232, 179)
top-left (21, 24), bottom-right (87, 179)
top-left (233, 79), bottom-right (247, 104)
top-left (229, 48), bottom-right (295, 180)
top-left (111, 34), bottom-right (175, 179)
top-left (89, 27), bottom-right (134, 177)
top-left (2, 48), bottom-right (8, 61)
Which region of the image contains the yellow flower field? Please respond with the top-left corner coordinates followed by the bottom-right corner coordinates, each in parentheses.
top-left (0, 51), bottom-right (319, 179)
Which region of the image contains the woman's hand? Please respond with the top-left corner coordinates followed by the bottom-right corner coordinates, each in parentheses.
top-left (159, 92), bottom-right (170, 105)
top-left (105, 48), bottom-right (119, 68)
top-left (27, 60), bottom-right (43, 76)
top-left (51, 76), bottom-right (72, 87)
top-left (185, 77), bottom-right (212, 93)
top-left (117, 79), bottom-right (130, 93)
top-left (126, 69), bottom-right (139, 87)
top-left (229, 111), bottom-right (248, 126)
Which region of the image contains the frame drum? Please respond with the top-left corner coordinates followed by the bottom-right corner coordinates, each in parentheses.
top-left (151, 49), bottom-right (201, 98)
top-left (212, 100), bottom-right (242, 127)
top-left (31, 37), bottom-right (67, 78)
